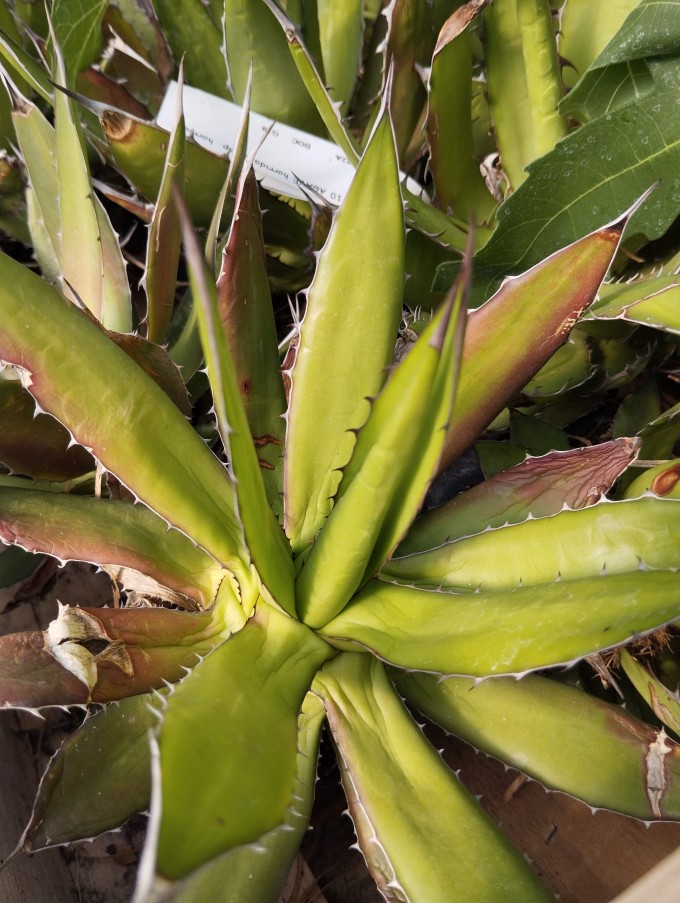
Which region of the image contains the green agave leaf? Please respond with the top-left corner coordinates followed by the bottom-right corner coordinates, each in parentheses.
top-left (427, 1), bottom-right (497, 222)
top-left (385, 497), bottom-right (680, 590)
top-left (0, 379), bottom-right (94, 480)
top-left (613, 378), bottom-right (661, 441)
top-left (51, 26), bottom-right (103, 321)
top-left (262, 0), bottom-right (474, 253)
top-left (522, 328), bottom-right (593, 397)
top-left (625, 459), bottom-right (680, 499)
top-left (0, 30), bottom-right (53, 103)
top-left (437, 209), bottom-right (628, 472)
top-left (180, 195), bottom-right (295, 617)
top-left (589, 275), bottom-right (680, 335)
top-left (621, 648), bottom-right (680, 739)
top-left (320, 571), bottom-right (680, 676)
top-left (296, 256), bottom-right (467, 629)
top-left (284, 109), bottom-right (404, 553)
top-left (145, 602), bottom-right (332, 882)
top-left (397, 670), bottom-right (680, 819)
top-left (0, 603), bottom-right (231, 707)
top-left (313, 652), bottom-right (551, 902)
top-left (150, 0), bottom-right (230, 99)
top-left (444, 61), bottom-right (680, 305)
top-left (100, 108), bottom-right (231, 228)
top-left (483, 0), bottom-right (567, 191)
top-left (144, 66), bottom-right (185, 346)
top-left (0, 488), bottom-right (224, 608)
top-left (386, 0), bottom-right (433, 163)
top-left (637, 401), bottom-right (680, 460)
top-left (216, 168), bottom-right (287, 516)
top-left (22, 692), bottom-right (159, 850)
top-left (0, 254), bottom-right (251, 585)
top-left (223, 0), bottom-right (322, 132)
top-left (399, 438), bottom-right (638, 555)
top-left (316, 0), bottom-right (364, 115)
top-left (52, 0), bottom-right (108, 81)
top-left (151, 692), bottom-right (325, 903)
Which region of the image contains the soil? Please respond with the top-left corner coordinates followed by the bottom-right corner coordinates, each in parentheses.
top-left (2, 561), bottom-right (680, 902)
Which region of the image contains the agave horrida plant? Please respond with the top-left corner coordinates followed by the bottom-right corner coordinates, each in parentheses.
top-left (1, 15), bottom-right (680, 903)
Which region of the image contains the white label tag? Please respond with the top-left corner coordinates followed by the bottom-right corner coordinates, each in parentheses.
top-left (157, 81), bottom-right (423, 206)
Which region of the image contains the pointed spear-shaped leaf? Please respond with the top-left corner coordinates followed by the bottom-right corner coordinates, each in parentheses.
top-left (284, 108), bottom-right (405, 554)
top-left (143, 692), bottom-right (326, 903)
top-left (0, 488), bottom-right (224, 608)
top-left (321, 571), bottom-right (680, 676)
top-left (0, 603), bottom-right (231, 707)
top-left (313, 652), bottom-right (552, 902)
top-left (620, 649), bottom-right (680, 739)
top-left (140, 602), bottom-right (331, 884)
top-left (399, 438), bottom-right (638, 555)
top-left (437, 202), bottom-right (636, 473)
top-left (296, 254), bottom-right (468, 628)
top-left (179, 195), bottom-right (295, 616)
top-left (396, 671), bottom-right (680, 819)
top-left (0, 253), bottom-right (250, 584)
top-left (216, 166), bottom-right (287, 517)
top-left (144, 64), bottom-right (185, 345)
top-left (21, 691), bottom-right (160, 851)
top-left (385, 496), bottom-right (680, 589)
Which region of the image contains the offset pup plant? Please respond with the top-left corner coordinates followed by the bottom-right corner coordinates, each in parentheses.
top-left (1, 49), bottom-right (680, 900)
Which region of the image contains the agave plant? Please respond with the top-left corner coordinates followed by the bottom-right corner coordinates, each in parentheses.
top-left (1, 35), bottom-right (680, 896)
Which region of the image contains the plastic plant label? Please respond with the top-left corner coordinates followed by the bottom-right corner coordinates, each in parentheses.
top-left (157, 81), bottom-right (422, 206)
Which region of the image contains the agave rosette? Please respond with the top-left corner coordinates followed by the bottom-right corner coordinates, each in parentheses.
top-left (0, 77), bottom-right (679, 900)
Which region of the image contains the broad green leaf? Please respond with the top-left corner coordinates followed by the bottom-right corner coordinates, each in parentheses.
top-left (427, 0), bottom-right (497, 221)
top-left (443, 62), bottom-right (680, 305)
top-left (613, 378), bottom-right (661, 439)
top-left (316, 0), bottom-right (364, 115)
top-left (0, 380), bottom-right (94, 480)
top-left (437, 212), bottom-right (627, 472)
top-left (144, 67), bottom-right (185, 345)
top-left (149, 603), bottom-right (332, 881)
top-left (0, 488), bottom-right (224, 608)
top-left (52, 0), bottom-right (108, 81)
top-left (284, 110), bottom-right (404, 553)
top-left (621, 648), bottom-right (680, 738)
top-left (384, 497), bottom-right (680, 589)
top-left (313, 652), bottom-right (551, 902)
top-left (181, 196), bottom-right (295, 616)
top-left (22, 693), bottom-right (158, 850)
top-left (397, 671), bottom-right (680, 819)
top-left (150, 0), bottom-right (230, 99)
top-left (217, 168), bottom-right (287, 516)
top-left (483, 0), bottom-right (567, 190)
top-left (0, 604), bottom-right (229, 707)
top-left (223, 0), bottom-right (322, 131)
top-left (558, 0), bottom-right (641, 87)
top-left (399, 438), bottom-right (638, 555)
top-left (0, 253), bottom-right (250, 584)
top-left (296, 260), bottom-right (467, 628)
top-left (320, 570), bottom-right (680, 676)
top-left (154, 692), bottom-right (325, 903)
top-left (509, 409), bottom-right (571, 455)
top-left (560, 59), bottom-right (655, 122)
